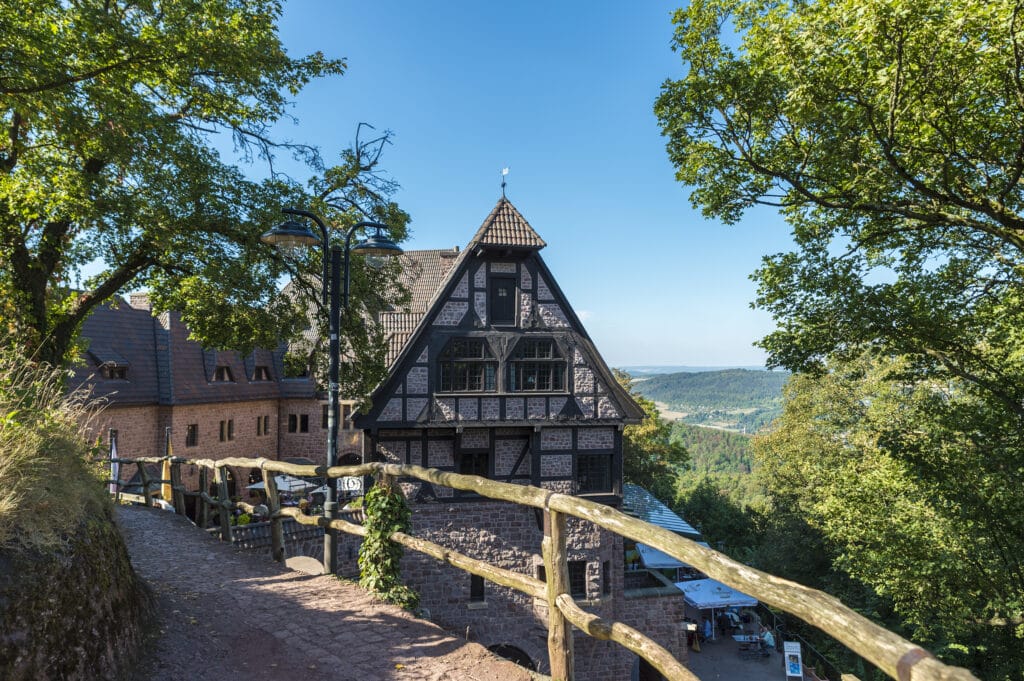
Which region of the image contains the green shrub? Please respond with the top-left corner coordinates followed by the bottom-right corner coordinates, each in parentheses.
top-left (0, 340), bottom-right (107, 551)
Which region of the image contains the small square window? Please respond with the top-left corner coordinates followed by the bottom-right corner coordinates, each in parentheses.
top-left (490, 276), bottom-right (516, 325)
top-left (568, 561), bottom-right (587, 599)
top-left (577, 454), bottom-right (612, 494)
top-left (213, 366), bottom-right (234, 382)
top-left (253, 366), bottom-right (271, 381)
top-left (185, 424), bottom-right (198, 447)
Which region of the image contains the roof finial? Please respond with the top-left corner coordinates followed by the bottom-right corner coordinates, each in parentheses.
top-left (500, 166), bottom-right (509, 198)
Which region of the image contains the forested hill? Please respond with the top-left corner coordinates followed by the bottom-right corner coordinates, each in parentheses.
top-left (632, 368), bottom-right (790, 432)
top-left (635, 368), bottom-right (789, 408)
top-left (671, 422), bottom-right (753, 474)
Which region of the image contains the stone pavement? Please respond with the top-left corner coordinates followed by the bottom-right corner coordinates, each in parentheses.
top-left (116, 505), bottom-right (535, 681)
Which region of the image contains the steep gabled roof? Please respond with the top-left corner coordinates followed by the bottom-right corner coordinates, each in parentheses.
top-left (468, 197), bottom-right (546, 251)
top-left (395, 248), bottom-right (461, 313)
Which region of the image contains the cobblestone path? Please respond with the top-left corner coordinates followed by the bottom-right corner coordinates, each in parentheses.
top-left (116, 505), bottom-right (534, 681)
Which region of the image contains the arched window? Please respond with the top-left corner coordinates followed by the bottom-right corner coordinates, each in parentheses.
top-left (509, 338), bottom-right (565, 392)
top-left (439, 338), bottom-right (497, 392)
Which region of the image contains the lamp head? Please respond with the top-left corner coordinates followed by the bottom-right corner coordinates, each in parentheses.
top-left (260, 218), bottom-right (321, 258)
top-left (352, 222), bottom-right (403, 268)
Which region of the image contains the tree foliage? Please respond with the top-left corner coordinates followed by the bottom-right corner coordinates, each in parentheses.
top-left (615, 369), bottom-right (689, 503)
top-left (656, 0), bottom-right (1024, 399)
top-left (0, 0), bottom-right (408, 385)
top-left (657, 2), bottom-right (1024, 675)
top-left (754, 356), bottom-right (1024, 678)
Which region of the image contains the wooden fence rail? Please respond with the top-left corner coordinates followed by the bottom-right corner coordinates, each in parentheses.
top-left (105, 456), bottom-right (979, 681)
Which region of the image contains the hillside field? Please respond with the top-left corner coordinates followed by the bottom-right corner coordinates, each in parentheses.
top-left (632, 368), bottom-right (790, 433)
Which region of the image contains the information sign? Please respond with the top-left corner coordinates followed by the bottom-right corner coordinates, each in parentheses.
top-left (340, 476), bottom-right (363, 493)
top-left (783, 641), bottom-right (803, 678)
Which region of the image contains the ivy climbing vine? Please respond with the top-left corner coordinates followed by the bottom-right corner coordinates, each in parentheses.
top-left (358, 476), bottom-right (419, 610)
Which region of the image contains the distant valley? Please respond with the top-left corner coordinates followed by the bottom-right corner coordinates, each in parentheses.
top-left (630, 367), bottom-right (790, 434)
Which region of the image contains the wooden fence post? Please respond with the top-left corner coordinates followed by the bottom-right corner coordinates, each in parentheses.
top-left (216, 465), bottom-right (232, 542)
top-left (170, 461), bottom-right (186, 516)
top-left (542, 508), bottom-right (574, 681)
top-left (138, 462), bottom-right (154, 508)
top-left (198, 467), bottom-right (209, 529)
top-left (264, 470), bottom-right (284, 563)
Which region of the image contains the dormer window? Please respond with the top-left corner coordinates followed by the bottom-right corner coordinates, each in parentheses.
top-left (509, 338), bottom-right (565, 392)
top-left (213, 365), bottom-right (234, 382)
top-left (439, 338), bottom-right (496, 392)
top-left (253, 366), bottom-right (271, 381)
top-left (101, 364), bottom-right (128, 380)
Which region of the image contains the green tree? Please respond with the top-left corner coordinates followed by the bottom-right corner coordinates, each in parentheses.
top-left (755, 356), bottom-right (1024, 678)
top-left (0, 0), bottom-right (408, 380)
top-left (615, 369), bottom-right (689, 502)
top-left (657, 2), bottom-right (1024, 675)
top-left (655, 0), bottom-right (1024, 400)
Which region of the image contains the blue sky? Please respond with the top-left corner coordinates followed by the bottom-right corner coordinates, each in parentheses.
top-left (261, 1), bottom-right (797, 367)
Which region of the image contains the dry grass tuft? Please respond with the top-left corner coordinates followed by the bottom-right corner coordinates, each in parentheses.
top-left (0, 340), bottom-right (108, 551)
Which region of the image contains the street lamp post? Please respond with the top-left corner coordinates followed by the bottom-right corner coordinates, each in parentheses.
top-left (262, 210), bottom-right (402, 575)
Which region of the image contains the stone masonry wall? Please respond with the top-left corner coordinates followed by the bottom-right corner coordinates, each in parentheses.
top-left (400, 501), bottom-right (635, 679)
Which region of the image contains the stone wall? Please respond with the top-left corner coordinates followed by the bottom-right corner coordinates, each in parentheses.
top-left (0, 510), bottom-right (150, 680)
top-left (399, 501), bottom-right (638, 679)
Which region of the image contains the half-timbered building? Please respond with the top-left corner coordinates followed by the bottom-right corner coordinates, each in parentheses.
top-left (357, 198), bottom-right (684, 678)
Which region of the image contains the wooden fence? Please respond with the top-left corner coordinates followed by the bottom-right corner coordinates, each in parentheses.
top-left (107, 455), bottom-right (980, 681)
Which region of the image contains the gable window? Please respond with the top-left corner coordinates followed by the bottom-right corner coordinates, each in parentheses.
top-left (577, 453), bottom-right (612, 494)
top-left (253, 366), bottom-right (271, 381)
top-left (185, 424), bottom-right (198, 447)
top-left (439, 338), bottom-right (496, 392)
top-left (213, 365), bottom-right (234, 382)
top-left (509, 338), bottom-right (565, 392)
top-left (490, 276), bottom-right (516, 325)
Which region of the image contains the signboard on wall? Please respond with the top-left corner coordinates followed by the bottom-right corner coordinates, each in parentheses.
top-left (784, 641), bottom-right (803, 679)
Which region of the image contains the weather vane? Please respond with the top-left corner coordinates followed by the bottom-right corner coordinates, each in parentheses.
top-left (500, 166), bottom-right (509, 198)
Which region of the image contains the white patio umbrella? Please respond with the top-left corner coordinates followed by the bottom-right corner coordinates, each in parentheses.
top-left (247, 474), bottom-right (317, 494)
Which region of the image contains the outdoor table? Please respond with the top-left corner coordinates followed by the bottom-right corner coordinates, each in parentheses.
top-left (734, 634), bottom-right (769, 660)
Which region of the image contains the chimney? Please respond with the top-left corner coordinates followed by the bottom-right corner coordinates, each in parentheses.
top-left (128, 292), bottom-right (151, 311)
